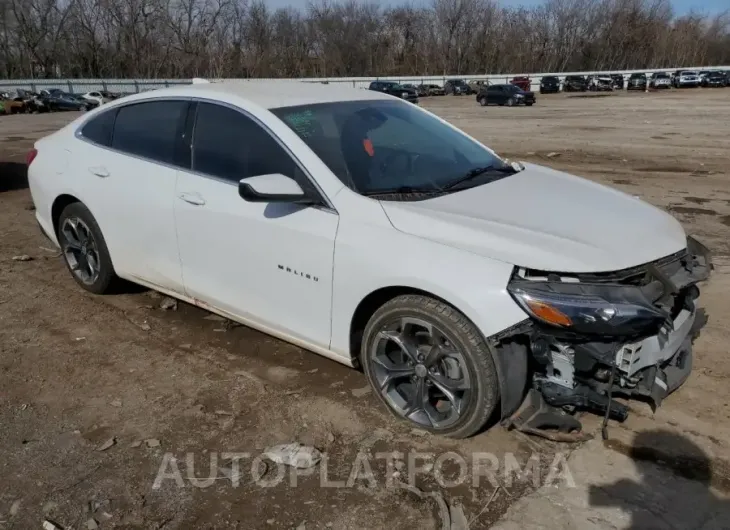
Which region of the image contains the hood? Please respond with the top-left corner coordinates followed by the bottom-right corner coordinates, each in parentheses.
top-left (380, 162), bottom-right (686, 273)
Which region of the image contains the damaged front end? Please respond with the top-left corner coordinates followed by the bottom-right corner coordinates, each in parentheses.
top-left (501, 235), bottom-right (712, 441)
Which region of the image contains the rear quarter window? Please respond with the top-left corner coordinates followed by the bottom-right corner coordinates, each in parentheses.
top-left (80, 109), bottom-right (118, 147)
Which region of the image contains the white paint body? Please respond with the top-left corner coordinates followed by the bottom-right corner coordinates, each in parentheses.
top-left (27, 82), bottom-right (688, 366)
top-left (80, 91), bottom-right (110, 106)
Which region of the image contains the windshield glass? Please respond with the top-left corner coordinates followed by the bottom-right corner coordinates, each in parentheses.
top-left (682, 71), bottom-right (698, 76)
top-left (271, 99), bottom-right (508, 196)
top-left (543, 76), bottom-right (558, 82)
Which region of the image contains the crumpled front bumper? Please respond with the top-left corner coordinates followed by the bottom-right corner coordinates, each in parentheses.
top-left (505, 236), bottom-right (712, 440)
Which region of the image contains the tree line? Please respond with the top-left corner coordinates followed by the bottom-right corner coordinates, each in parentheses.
top-left (1, 0), bottom-right (728, 80)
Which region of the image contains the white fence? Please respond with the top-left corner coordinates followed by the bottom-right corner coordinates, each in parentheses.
top-left (1, 66), bottom-right (728, 94)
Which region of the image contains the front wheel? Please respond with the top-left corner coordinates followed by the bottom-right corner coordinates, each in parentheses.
top-left (525, 101), bottom-right (534, 106)
top-left (479, 96), bottom-right (487, 107)
top-left (506, 97), bottom-right (515, 107)
top-left (361, 294), bottom-right (499, 438)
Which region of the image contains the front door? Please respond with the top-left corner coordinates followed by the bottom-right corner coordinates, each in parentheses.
top-left (174, 102), bottom-right (338, 348)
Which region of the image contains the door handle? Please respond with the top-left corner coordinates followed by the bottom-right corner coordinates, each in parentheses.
top-left (178, 192), bottom-right (206, 206)
top-left (88, 166), bottom-right (110, 178)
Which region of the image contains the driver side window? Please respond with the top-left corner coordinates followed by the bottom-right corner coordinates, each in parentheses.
top-left (192, 102), bottom-right (306, 187)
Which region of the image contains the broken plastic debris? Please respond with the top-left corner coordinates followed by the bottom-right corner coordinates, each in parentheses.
top-left (42, 521), bottom-right (61, 530)
top-left (263, 443), bottom-right (322, 469)
top-left (9, 500), bottom-right (20, 516)
top-left (12, 255), bottom-right (33, 261)
top-left (145, 438), bottom-right (161, 447)
top-left (351, 385), bottom-right (371, 397)
top-left (97, 437), bottom-right (116, 451)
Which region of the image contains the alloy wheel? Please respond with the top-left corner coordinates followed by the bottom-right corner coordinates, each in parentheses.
top-left (369, 316), bottom-right (471, 429)
top-left (60, 217), bottom-right (101, 285)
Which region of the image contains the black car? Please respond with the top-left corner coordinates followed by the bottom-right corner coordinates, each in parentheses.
top-left (368, 81), bottom-right (419, 103)
top-left (609, 74), bottom-right (625, 90)
top-left (563, 75), bottom-right (588, 92)
top-left (626, 73), bottom-right (647, 90)
top-left (41, 91), bottom-right (94, 111)
top-left (444, 79), bottom-right (472, 95)
top-left (476, 84), bottom-right (536, 106)
top-left (702, 71), bottom-right (727, 87)
top-left (539, 76), bottom-right (560, 94)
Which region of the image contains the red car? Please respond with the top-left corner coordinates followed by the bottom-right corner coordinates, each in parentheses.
top-left (510, 76), bottom-right (531, 91)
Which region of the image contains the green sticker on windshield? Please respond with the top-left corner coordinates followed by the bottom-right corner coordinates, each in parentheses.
top-left (283, 110), bottom-right (317, 138)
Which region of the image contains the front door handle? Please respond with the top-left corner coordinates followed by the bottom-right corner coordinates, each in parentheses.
top-left (88, 166), bottom-right (110, 178)
top-left (178, 192), bottom-right (206, 206)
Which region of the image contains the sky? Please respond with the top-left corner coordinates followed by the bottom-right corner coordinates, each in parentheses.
top-left (266, 0), bottom-right (729, 16)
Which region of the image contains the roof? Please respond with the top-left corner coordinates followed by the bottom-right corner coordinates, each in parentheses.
top-left (135, 80), bottom-right (393, 109)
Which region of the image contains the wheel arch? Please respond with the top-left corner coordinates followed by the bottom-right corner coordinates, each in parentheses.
top-left (348, 285), bottom-right (529, 419)
top-left (51, 193), bottom-right (82, 235)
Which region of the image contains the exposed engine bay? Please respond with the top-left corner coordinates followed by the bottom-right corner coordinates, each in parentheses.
top-left (498, 235), bottom-right (712, 441)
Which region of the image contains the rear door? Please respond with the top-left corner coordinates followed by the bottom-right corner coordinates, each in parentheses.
top-left (74, 99), bottom-right (189, 292)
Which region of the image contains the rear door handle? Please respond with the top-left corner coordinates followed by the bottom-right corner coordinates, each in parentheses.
top-left (178, 192), bottom-right (206, 206)
top-left (88, 166), bottom-right (110, 178)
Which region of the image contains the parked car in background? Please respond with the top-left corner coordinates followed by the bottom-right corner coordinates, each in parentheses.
top-left (27, 80), bottom-right (712, 440)
top-left (539, 76), bottom-right (560, 94)
top-left (563, 75), bottom-right (588, 92)
top-left (444, 79), bottom-right (472, 95)
top-left (627, 73), bottom-right (647, 90)
top-left (649, 72), bottom-right (671, 89)
top-left (477, 84), bottom-right (536, 106)
top-left (81, 91), bottom-right (111, 106)
top-left (368, 81), bottom-right (419, 103)
top-left (468, 80), bottom-right (487, 93)
top-left (510, 76), bottom-right (531, 91)
top-left (673, 71), bottom-right (700, 88)
top-left (610, 74), bottom-right (625, 90)
top-left (414, 85), bottom-right (430, 97)
top-left (702, 71), bottom-right (727, 87)
top-left (587, 76), bottom-right (613, 91)
top-left (41, 91), bottom-right (95, 111)
top-left (423, 84), bottom-right (445, 96)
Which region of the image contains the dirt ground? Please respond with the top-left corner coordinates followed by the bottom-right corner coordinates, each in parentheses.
top-left (1, 88), bottom-right (729, 530)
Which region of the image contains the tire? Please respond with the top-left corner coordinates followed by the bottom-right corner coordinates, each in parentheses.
top-left (361, 294), bottom-right (499, 439)
top-left (57, 202), bottom-right (118, 294)
top-left (506, 97), bottom-right (515, 107)
top-left (525, 101), bottom-right (534, 106)
top-left (479, 96), bottom-right (487, 107)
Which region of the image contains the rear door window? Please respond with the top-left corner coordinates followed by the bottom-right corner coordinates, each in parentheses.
top-left (111, 100), bottom-right (188, 165)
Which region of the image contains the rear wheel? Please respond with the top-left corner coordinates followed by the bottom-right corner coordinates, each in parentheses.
top-left (479, 97), bottom-right (487, 107)
top-left (57, 202), bottom-right (118, 294)
top-left (361, 294), bottom-right (499, 438)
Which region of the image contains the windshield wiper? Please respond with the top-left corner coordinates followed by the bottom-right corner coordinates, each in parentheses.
top-left (361, 185), bottom-right (443, 197)
top-left (442, 164), bottom-right (517, 190)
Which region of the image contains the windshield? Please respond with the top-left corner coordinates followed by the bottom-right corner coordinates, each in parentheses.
top-left (682, 71), bottom-right (698, 76)
top-left (543, 77), bottom-right (558, 82)
top-left (654, 73), bottom-right (669, 78)
top-left (271, 99), bottom-right (509, 197)
top-left (452, 80), bottom-right (466, 85)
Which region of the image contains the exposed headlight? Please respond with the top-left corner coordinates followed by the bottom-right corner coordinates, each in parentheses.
top-left (507, 280), bottom-right (667, 336)
top-left (402, 92), bottom-right (409, 98)
top-left (514, 94), bottom-right (524, 98)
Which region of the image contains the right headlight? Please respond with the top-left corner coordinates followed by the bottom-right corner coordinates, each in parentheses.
top-left (507, 279), bottom-right (668, 336)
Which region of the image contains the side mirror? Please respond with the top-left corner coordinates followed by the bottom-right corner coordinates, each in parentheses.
top-left (239, 173), bottom-right (312, 204)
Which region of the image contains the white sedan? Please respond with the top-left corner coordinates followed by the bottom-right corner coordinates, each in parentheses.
top-left (27, 81), bottom-right (711, 439)
top-left (81, 91), bottom-right (110, 106)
